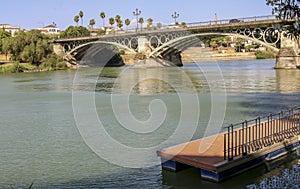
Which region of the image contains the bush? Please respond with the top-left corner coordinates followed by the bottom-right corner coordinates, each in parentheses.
top-left (255, 50), bottom-right (276, 59)
top-left (39, 53), bottom-right (68, 71)
top-left (0, 61), bottom-right (22, 73)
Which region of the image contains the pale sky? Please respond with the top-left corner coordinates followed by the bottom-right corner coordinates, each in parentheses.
top-left (0, 0), bottom-right (273, 30)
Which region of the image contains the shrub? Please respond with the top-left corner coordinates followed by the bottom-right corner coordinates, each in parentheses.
top-left (255, 50), bottom-right (276, 59)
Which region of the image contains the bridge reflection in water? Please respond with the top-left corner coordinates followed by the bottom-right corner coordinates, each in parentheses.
top-left (93, 61), bottom-right (300, 96)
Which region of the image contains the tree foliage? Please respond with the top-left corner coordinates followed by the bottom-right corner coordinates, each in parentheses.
top-left (0, 30), bottom-right (67, 69)
top-left (0, 30), bottom-right (11, 53)
top-left (266, 0), bottom-right (300, 39)
top-left (74, 16), bottom-right (79, 26)
top-left (109, 17), bottom-right (115, 26)
top-left (89, 19), bottom-right (96, 28)
top-left (117, 20), bottom-right (123, 30)
top-left (266, 0), bottom-right (300, 19)
top-left (100, 12), bottom-right (106, 27)
top-left (147, 18), bottom-right (153, 29)
top-left (79, 11), bottom-right (84, 26)
top-left (138, 17), bottom-right (144, 31)
top-left (125, 18), bottom-right (131, 29)
top-left (60, 26), bottom-right (90, 38)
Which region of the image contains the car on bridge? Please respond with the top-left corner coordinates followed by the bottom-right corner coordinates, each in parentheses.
top-left (229, 19), bottom-right (243, 23)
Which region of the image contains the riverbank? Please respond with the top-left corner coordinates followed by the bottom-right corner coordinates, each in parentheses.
top-left (0, 61), bottom-right (69, 73)
top-left (181, 47), bottom-right (257, 63)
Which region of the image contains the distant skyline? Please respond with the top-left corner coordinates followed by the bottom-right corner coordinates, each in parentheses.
top-left (1, 0), bottom-right (273, 30)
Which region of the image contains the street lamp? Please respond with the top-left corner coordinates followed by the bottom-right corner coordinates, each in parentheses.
top-left (172, 12), bottom-right (179, 24)
top-left (133, 8), bottom-right (141, 32)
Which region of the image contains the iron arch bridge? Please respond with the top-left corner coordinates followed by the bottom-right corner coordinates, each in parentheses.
top-left (53, 15), bottom-right (296, 65)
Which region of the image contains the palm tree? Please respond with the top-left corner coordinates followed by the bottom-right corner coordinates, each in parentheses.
top-left (79, 11), bottom-right (84, 26)
top-left (147, 18), bottom-right (153, 30)
top-left (138, 17), bottom-right (144, 31)
top-left (117, 20), bottom-right (123, 30)
top-left (100, 12), bottom-right (106, 28)
top-left (109, 17), bottom-right (115, 27)
top-left (115, 15), bottom-right (121, 24)
top-left (157, 23), bottom-right (162, 29)
top-left (89, 19), bottom-right (96, 29)
top-left (125, 19), bottom-right (131, 30)
top-left (74, 16), bottom-right (79, 26)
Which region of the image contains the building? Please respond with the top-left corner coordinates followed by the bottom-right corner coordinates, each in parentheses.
top-left (38, 23), bottom-right (61, 35)
top-left (0, 24), bottom-right (21, 36)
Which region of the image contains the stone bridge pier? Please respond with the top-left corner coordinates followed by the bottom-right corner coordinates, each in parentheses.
top-left (275, 35), bottom-right (300, 69)
top-left (134, 35), bottom-right (183, 67)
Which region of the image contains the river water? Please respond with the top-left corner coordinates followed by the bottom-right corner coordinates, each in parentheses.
top-left (1, 59), bottom-right (300, 189)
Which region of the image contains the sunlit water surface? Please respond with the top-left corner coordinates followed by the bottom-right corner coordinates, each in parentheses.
top-left (1, 59), bottom-right (300, 188)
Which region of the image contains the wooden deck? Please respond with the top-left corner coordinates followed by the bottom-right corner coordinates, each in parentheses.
top-left (157, 134), bottom-right (225, 171)
top-left (157, 109), bottom-right (300, 182)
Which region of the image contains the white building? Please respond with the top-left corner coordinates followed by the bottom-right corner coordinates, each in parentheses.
top-left (0, 24), bottom-right (21, 36)
top-left (38, 23), bottom-right (60, 35)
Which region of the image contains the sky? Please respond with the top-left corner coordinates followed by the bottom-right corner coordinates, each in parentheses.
top-left (0, 0), bottom-right (273, 30)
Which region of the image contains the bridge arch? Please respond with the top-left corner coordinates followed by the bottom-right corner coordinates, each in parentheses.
top-left (65, 41), bottom-right (136, 66)
top-left (68, 40), bottom-right (136, 55)
top-left (149, 32), bottom-right (280, 58)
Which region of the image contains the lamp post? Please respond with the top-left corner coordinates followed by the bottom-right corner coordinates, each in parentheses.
top-left (133, 8), bottom-right (141, 32)
top-left (172, 12), bottom-right (179, 25)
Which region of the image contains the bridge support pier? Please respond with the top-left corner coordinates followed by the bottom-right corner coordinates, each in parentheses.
top-left (138, 36), bottom-right (151, 54)
top-left (53, 43), bottom-right (64, 56)
top-left (275, 36), bottom-right (300, 69)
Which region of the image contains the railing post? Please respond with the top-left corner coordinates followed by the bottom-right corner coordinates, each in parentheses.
top-left (231, 124), bottom-right (234, 160)
top-left (242, 122), bottom-right (245, 155)
top-left (258, 117), bottom-right (261, 147)
top-left (224, 133), bottom-right (227, 160)
top-left (245, 120), bottom-right (249, 154)
top-left (270, 114), bottom-right (273, 144)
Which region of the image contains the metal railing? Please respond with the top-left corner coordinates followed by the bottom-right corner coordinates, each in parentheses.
top-left (224, 107), bottom-right (300, 161)
top-left (186, 15), bottom-right (276, 28)
top-left (54, 15), bottom-right (278, 42)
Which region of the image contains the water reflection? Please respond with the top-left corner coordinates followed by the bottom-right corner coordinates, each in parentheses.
top-left (275, 69), bottom-right (300, 93)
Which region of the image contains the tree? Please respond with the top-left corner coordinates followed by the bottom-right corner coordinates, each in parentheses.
top-left (79, 11), bottom-right (84, 26)
top-left (224, 36), bottom-right (232, 47)
top-left (109, 17), bottom-right (115, 27)
top-left (147, 18), bottom-right (153, 30)
top-left (89, 19), bottom-right (96, 29)
top-left (266, 0), bottom-right (300, 19)
top-left (181, 22), bottom-right (187, 28)
top-left (1, 37), bottom-right (12, 60)
top-left (117, 20), bottom-right (123, 30)
top-left (266, 0), bottom-right (300, 39)
top-left (100, 11), bottom-right (106, 28)
top-left (125, 19), bottom-right (131, 30)
top-left (0, 30), bottom-right (11, 53)
top-left (60, 26), bottom-right (90, 38)
top-left (74, 16), bottom-right (79, 26)
top-left (138, 17), bottom-right (144, 31)
top-left (115, 15), bottom-right (121, 23)
top-left (157, 23), bottom-right (162, 29)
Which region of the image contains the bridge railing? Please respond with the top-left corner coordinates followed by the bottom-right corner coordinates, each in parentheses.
top-left (54, 15), bottom-right (278, 41)
top-left (186, 15), bottom-right (276, 28)
top-left (223, 106), bottom-right (300, 161)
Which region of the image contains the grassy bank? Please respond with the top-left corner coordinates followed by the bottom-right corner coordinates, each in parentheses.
top-left (0, 60), bottom-right (68, 73)
top-left (255, 50), bottom-right (276, 59)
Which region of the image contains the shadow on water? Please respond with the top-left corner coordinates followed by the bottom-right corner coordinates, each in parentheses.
top-left (162, 153), bottom-right (300, 189)
top-left (17, 153), bottom-right (299, 189)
